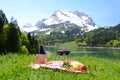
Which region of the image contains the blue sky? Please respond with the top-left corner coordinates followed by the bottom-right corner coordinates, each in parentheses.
top-left (0, 0), bottom-right (120, 27)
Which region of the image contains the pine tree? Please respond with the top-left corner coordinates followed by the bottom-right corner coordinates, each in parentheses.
top-left (7, 23), bottom-right (20, 52)
top-left (0, 10), bottom-right (8, 54)
top-left (0, 10), bottom-right (8, 31)
top-left (27, 33), bottom-right (39, 54)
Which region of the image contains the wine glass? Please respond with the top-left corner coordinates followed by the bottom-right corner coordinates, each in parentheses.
top-left (57, 46), bottom-right (70, 61)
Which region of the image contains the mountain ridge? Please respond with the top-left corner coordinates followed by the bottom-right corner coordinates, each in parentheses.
top-left (22, 10), bottom-right (99, 33)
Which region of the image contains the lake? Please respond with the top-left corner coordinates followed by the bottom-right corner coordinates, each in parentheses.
top-left (45, 47), bottom-right (120, 60)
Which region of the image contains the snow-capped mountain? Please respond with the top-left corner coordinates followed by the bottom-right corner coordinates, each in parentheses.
top-left (21, 23), bottom-right (38, 32)
top-left (36, 10), bottom-right (98, 31)
top-left (22, 10), bottom-right (99, 33)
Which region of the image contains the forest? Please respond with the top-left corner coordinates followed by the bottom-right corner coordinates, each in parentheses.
top-left (0, 10), bottom-right (39, 54)
top-left (43, 24), bottom-right (120, 47)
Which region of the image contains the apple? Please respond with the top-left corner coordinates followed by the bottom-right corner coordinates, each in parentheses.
top-left (79, 65), bottom-right (87, 72)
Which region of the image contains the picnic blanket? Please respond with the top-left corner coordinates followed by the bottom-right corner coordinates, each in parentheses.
top-left (29, 60), bottom-right (89, 73)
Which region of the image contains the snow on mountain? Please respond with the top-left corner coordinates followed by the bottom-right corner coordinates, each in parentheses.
top-left (42, 10), bottom-right (98, 31)
top-left (22, 10), bottom-right (99, 32)
top-left (21, 23), bottom-right (38, 32)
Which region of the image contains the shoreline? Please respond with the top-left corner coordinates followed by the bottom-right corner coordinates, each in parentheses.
top-left (45, 46), bottom-right (120, 50)
top-left (77, 46), bottom-right (120, 49)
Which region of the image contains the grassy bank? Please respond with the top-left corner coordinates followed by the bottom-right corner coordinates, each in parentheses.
top-left (0, 53), bottom-right (120, 80)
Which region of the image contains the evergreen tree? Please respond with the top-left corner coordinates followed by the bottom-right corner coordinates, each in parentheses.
top-left (0, 24), bottom-right (10, 54)
top-left (0, 10), bottom-right (8, 34)
top-left (0, 18), bottom-right (3, 31)
top-left (7, 23), bottom-right (20, 52)
top-left (10, 17), bottom-right (19, 29)
top-left (0, 10), bottom-right (9, 54)
top-left (27, 33), bottom-right (39, 54)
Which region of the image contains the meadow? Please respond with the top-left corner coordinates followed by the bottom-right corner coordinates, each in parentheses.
top-left (0, 53), bottom-right (120, 80)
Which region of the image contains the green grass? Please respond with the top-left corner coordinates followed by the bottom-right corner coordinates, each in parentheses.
top-left (0, 53), bottom-right (120, 80)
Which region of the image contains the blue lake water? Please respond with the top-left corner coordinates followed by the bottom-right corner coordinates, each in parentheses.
top-left (45, 47), bottom-right (120, 59)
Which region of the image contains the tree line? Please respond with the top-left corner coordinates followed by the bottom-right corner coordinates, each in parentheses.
top-left (42, 24), bottom-right (120, 47)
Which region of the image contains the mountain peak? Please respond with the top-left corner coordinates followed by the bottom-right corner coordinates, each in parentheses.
top-left (54, 10), bottom-right (63, 14)
top-left (22, 10), bottom-right (99, 32)
top-left (42, 10), bottom-right (98, 31)
top-left (72, 10), bottom-right (87, 17)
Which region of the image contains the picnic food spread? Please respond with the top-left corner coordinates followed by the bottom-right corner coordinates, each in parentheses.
top-left (29, 60), bottom-right (88, 73)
